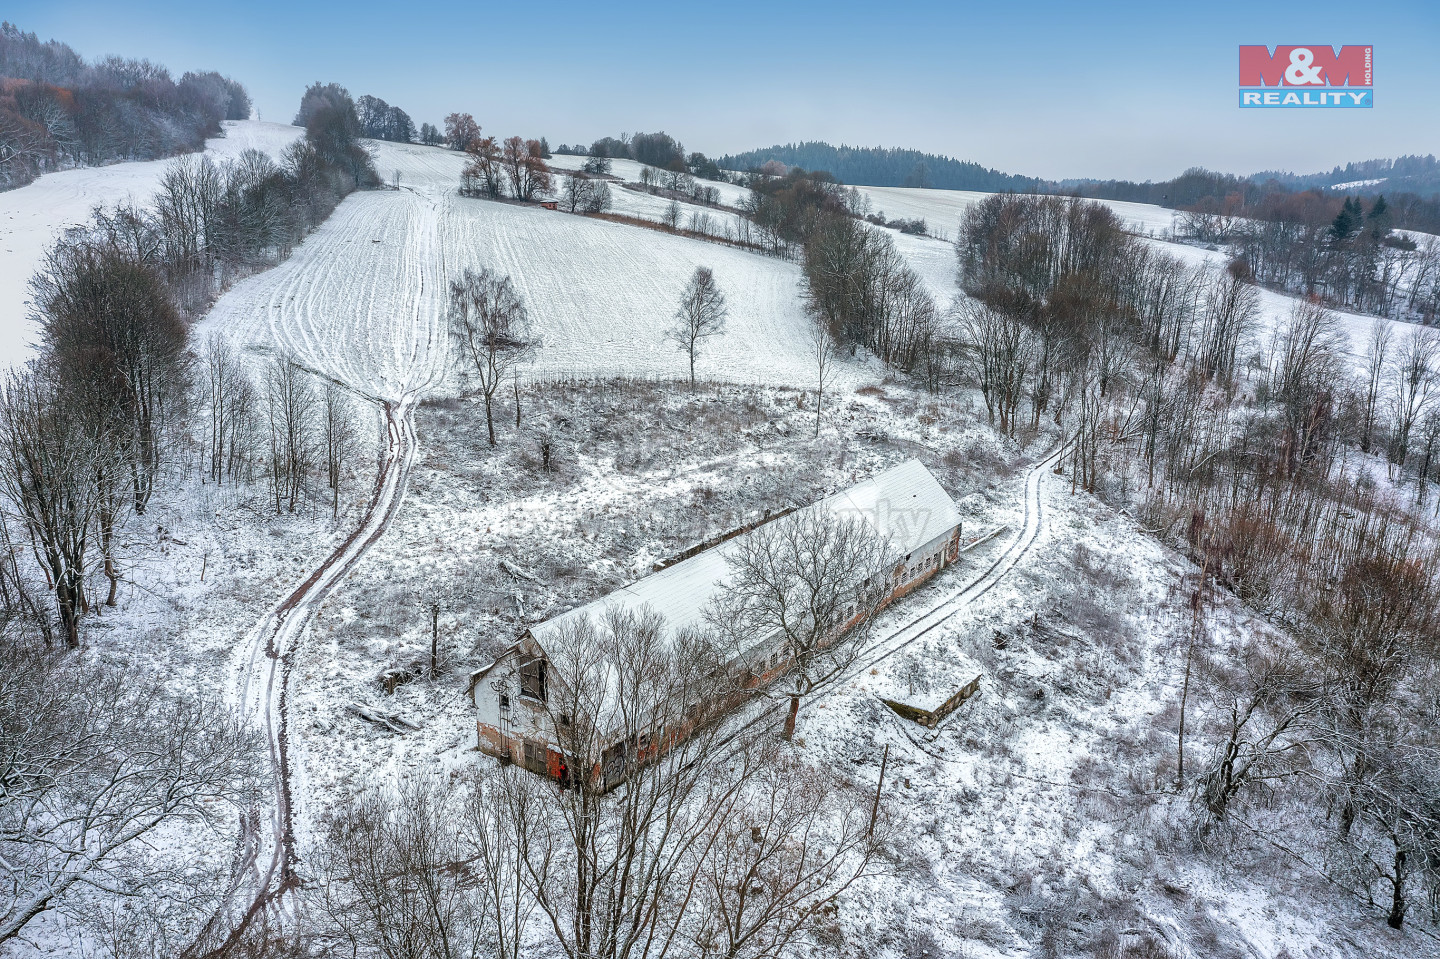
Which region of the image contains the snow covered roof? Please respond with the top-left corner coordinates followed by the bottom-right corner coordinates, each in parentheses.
top-left (527, 459), bottom-right (960, 653)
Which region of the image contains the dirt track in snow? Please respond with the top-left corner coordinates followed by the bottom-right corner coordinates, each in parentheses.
top-left (191, 135), bottom-right (876, 946)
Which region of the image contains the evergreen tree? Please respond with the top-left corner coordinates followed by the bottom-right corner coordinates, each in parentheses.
top-left (1366, 194), bottom-right (1392, 240)
top-left (1331, 196), bottom-right (1362, 241)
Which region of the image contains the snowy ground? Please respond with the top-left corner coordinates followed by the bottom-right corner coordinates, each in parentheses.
top-left (15, 131), bottom-right (1440, 955)
top-left (851, 185), bottom-right (1180, 243)
top-left (830, 181), bottom-right (1421, 372)
top-left (200, 138), bottom-right (867, 392)
top-left (290, 378), bottom-right (1436, 958)
top-left (0, 121), bottom-right (302, 368)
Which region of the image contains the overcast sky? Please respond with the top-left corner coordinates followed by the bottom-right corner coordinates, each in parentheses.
top-left (9, 0), bottom-right (1438, 182)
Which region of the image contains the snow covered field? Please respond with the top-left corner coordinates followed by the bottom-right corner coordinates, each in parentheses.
top-left (291, 377), bottom-right (1434, 958)
top-left (200, 137), bottom-right (865, 394)
top-left (851, 185), bottom-right (1180, 241)
top-left (15, 120), bottom-right (1440, 955)
top-left (831, 180), bottom-right (1418, 371)
top-left (0, 121), bottom-right (302, 368)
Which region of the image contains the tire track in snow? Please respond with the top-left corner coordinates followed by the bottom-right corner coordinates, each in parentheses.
top-left (190, 184), bottom-right (448, 955)
top-left (724, 443), bottom-right (1066, 749)
top-left (839, 441), bottom-right (1064, 678)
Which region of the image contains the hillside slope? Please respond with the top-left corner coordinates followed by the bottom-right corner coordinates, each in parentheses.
top-left (199, 138), bottom-right (868, 392)
top-left (0, 120), bottom-right (302, 367)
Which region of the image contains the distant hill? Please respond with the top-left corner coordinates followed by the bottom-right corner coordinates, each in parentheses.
top-left (1250, 154), bottom-right (1440, 197)
top-left (717, 141), bottom-right (1040, 193)
top-left (0, 21), bottom-right (249, 190)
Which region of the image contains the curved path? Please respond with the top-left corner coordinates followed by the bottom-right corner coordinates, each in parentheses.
top-left (186, 165), bottom-right (449, 955)
top-left (738, 442), bottom-right (1066, 745)
top-left (188, 397), bottom-right (423, 955)
top-left (840, 441), bottom-right (1064, 679)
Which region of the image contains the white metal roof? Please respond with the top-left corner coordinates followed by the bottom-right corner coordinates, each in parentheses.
top-left (528, 459), bottom-right (959, 652)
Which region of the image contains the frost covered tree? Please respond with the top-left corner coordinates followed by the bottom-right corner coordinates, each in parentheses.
top-left (265, 357), bottom-right (318, 513)
top-left (1360, 318), bottom-right (1393, 455)
top-left (318, 776), bottom-right (484, 959)
top-left (31, 232), bottom-right (189, 515)
top-left (200, 333), bottom-right (254, 485)
top-left (321, 381), bottom-right (358, 518)
top-left (1386, 325), bottom-right (1439, 467)
top-left (0, 640), bottom-right (255, 945)
top-left (448, 268), bottom-right (534, 446)
top-left (459, 607), bottom-right (882, 959)
top-left (709, 509), bottom-right (892, 740)
top-left (0, 367), bottom-right (100, 648)
top-left (666, 266), bottom-right (727, 391)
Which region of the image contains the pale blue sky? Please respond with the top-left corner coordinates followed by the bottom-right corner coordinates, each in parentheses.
top-left (8, 0), bottom-right (1437, 181)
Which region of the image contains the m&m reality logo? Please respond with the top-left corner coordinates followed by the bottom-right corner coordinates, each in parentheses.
top-left (1238, 45), bottom-right (1373, 108)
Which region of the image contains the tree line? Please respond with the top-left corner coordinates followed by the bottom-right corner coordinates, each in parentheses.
top-left (0, 83), bottom-right (376, 948)
top-left (1071, 164), bottom-right (1440, 236)
top-left (949, 190), bottom-right (1440, 930)
top-left (718, 141), bottom-right (1041, 193)
top-left (735, 165), bottom-right (942, 373)
top-left (1, 82), bottom-right (375, 650)
top-left (1177, 191), bottom-right (1440, 323)
top-left (552, 130), bottom-right (727, 183)
top-left (0, 21), bottom-right (250, 189)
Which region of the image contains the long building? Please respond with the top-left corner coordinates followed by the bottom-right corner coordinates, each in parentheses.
top-left (468, 458), bottom-right (962, 785)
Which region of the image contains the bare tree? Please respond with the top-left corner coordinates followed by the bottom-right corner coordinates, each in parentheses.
top-left (321, 382), bottom-right (358, 518)
top-left (501, 136), bottom-right (551, 202)
top-left (510, 608), bottom-right (749, 958)
top-left (460, 766), bottom-right (540, 959)
top-left (448, 268), bottom-right (535, 446)
top-left (661, 199), bottom-right (682, 230)
top-left (809, 320), bottom-right (838, 437)
top-left (1336, 742), bottom-right (1440, 930)
top-left (200, 333), bottom-right (251, 485)
top-left (1386, 325), bottom-right (1439, 467)
top-left (958, 300), bottom-right (1030, 437)
top-left (155, 154), bottom-right (224, 289)
top-left (0, 368), bottom-right (99, 647)
top-left (319, 776), bottom-right (484, 959)
top-left (559, 174), bottom-right (611, 214)
top-left (1360, 318), bottom-right (1393, 454)
top-left (1195, 262), bottom-right (1260, 385)
top-left (491, 607), bottom-right (881, 959)
top-left (0, 641), bottom-right (256, 944)
top-left (693, 755), bottom-right (881, 959)
top-left (1195, 651), bottom-right (1319, 821)
top-left (1266, 300), bottom-right (1348, 477)
top-left (31, 233), bottom-right (189, 515)
top-left (265, 357), bottom-right (318, 513)
top-left (709, 509), bottom-right (893, 740)
top-left (666, 266), bottom-right (728, 390)
top-left (444, 112), bottom-right (481, 152)
top-left (461, 137), bottom-right (504, 200)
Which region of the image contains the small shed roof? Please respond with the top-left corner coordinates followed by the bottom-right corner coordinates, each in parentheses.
top-left (528, 459), bottom-right (959, 653)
